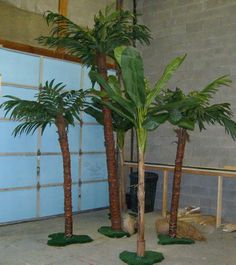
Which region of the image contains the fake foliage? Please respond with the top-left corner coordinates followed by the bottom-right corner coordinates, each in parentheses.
top-left (1, 80), bottom-right (93, 245)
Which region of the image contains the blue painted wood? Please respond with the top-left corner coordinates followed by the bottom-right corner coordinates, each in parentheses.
top-left (41, 124), bottom-right (80, 153)
top-left (0, 48), bottom-right (109, 223)
top-left (40, 186), bottom-right (64, 216)
top-left (39, 184), bottom-right (79, 217)
top-left (0, 86), bottom-right (37, 118)
top-left (0, 189), bottom-right (37, 222)
top-left (80, 182), bottom-right (109, 211)
top-left (0, 121), bottom-right (38, 152)
top-left (43, 57), bottom-right (82, 90)
top-left (81, 154), bottom-right (107, 181)
top-left (40, 155), bottom-right (79, 184)
top-left (0, 49), bottom-right (40, 85)
top-left (82, 125), bottom-right (105, 152)
top-left (0, 156), bottom-right (37, 188)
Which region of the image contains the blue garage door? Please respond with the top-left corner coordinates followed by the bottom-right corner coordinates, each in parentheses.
top-left (0, 48), bottom-right (109, 224)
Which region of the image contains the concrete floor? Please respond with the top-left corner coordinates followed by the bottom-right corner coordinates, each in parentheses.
top-left (0, 209), bottom-right (236, 265)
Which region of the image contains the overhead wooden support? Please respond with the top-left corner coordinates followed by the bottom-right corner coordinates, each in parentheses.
top-left (116, 0), bottom-right (124, 10)
top-left (0, 39), bottom-right (80, 63)
top-left (58, 0), bottom-right (68, 16)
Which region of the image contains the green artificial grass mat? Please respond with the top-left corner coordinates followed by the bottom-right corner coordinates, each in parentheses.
top-left (157, 234), bottom-right (195, 245)
top-left (98, 226), bottom-right (129, 238)
top-left (47, 232), bottom-right (93, 247)
top-left (119, 250), bottom-right (164, 265)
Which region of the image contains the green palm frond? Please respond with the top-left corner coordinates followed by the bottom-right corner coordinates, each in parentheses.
top-left (193, 103), bottom-right (236, 139)
top-left (151, 76), bottom-right (236, 139)
top-left (38, 7), bottom-right (151, 66)
top-left (1, 80), bottom-right (86, 137)
top-left (85, 97), bottom-right (133, 133)
top-left (146, 55), bottom-right (186, 108)
top-left (194, 75), bottom-right (232, 104)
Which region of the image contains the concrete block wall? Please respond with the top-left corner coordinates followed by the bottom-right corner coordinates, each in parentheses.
top-left (134, 0), bottom-right (236, 221)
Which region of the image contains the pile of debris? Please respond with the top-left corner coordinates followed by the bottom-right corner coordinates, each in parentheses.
top-left (156, 206), bottom-right (216, 241)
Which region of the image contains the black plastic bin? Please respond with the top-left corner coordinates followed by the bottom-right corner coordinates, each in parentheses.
top-left (129, 171), bottom-right (158, 213)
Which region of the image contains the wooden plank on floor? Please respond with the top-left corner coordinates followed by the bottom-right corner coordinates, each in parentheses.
top-left (216, 175), bottom-right (223, 228)
top-left (162, 170), bottom-right (168, 217)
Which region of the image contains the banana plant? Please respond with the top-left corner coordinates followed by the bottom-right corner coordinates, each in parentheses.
top-left (90, 46), bottom-right (185, 257)
top-left (144, 77), bottom-right (236, 239)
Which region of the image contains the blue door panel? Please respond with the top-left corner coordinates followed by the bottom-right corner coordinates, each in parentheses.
top-left (41, 124), bottom-right (80, 153)
top-left (81, 154), bottom-right (107, 180)
top-left (80, 182), bottom-right (109, 211)
top-left (0, 156), bottom-right (37, 188)
top-left (0, 121), bottom-right (37, 152)
top-left (72, 184), bottom-right (79, 212)
top-left (40, 154), bottom-right (78, 184)
top-left (0, 189), bottom-right (37, 222)
top-left (83, 67), bottom-right (92, 89)
top-left (39, 184), bottom-right (79, 217)
top-left (0, 86), bottom-right (37, 118)
top-left (40, 156), bottom-right (63, 184)
top-left (82, 125), bottom-right (105, 152)
top-left (83, 113), bottom-right (98, 123)
top-left (43, 58), bottom-right (81, 90)
top-left (0, 48), bottom-right (109, 224)
top-left (40, 186), bottom-right (64, 217)
top-left (0, 49), bottom-right (40, 86)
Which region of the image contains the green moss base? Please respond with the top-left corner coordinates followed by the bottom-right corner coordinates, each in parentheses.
top-left (158, 234), bottom-right (195, 245)
top-left (47, 232), bottom-right (93, 247)
top-left (98, 226), bottom-right (129, 238)
top-left (119, 251), bottom-right (164, 265)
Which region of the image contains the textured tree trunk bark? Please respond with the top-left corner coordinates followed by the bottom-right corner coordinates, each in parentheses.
top-left (137, 149), bottom-right (145, 257)
top-left (119, 147), bottom-right (127, 213)
top-left (56, 114), bottom-right (73, 237)
top-left (97, 53), bottom-right (121, 231)
top-left (169, 128), bottom-right (188, 238)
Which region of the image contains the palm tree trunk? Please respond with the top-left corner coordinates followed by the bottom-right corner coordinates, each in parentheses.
top-left (137, 149), bottom-right (145, 257)
top-left (56, 114), bottom-right (73, 237)
top-left (119, 147), bottom-right (127, 213)
top-left (169, 128), bottom-right (188, 238)
top-left (97, 52), bottom-right (121, 231)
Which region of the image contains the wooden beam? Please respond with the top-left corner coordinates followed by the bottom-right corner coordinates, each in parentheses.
top-left (0, 39), bottom-right (115, 69)
top-left (124, 161), bottom-right (236, 178)
top-left (0, 38), bottom-right (80, 62)
top-left (224, 166), bottom-right (236, 170)
top-left (216, 176), bottom-right (223, 228)
top-left (116, 0), bottom-right (124, 10)
top-left (162, 170), bottom-right (169, 218)
top-left (58, 0), bottom-right (68, 16)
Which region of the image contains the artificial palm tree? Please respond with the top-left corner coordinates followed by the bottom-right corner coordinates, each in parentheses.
top-left (85, 96), bottom-right (133, 213)
top-left (91, 46), bottom-right (185, 263)
top-left (145, 76), bottom-right (236, 241)
top-left (1, 80), bottom-right (92, 246)
top-left (38, 5), bottom-right (151, 231)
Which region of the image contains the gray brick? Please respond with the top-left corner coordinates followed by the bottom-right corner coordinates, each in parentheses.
top-left (172, 3), bottom-right (203, 17)
top-left (206, 0), bottom-right (236, 9)
top-left (186, 21), bottom-right (204, 33)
